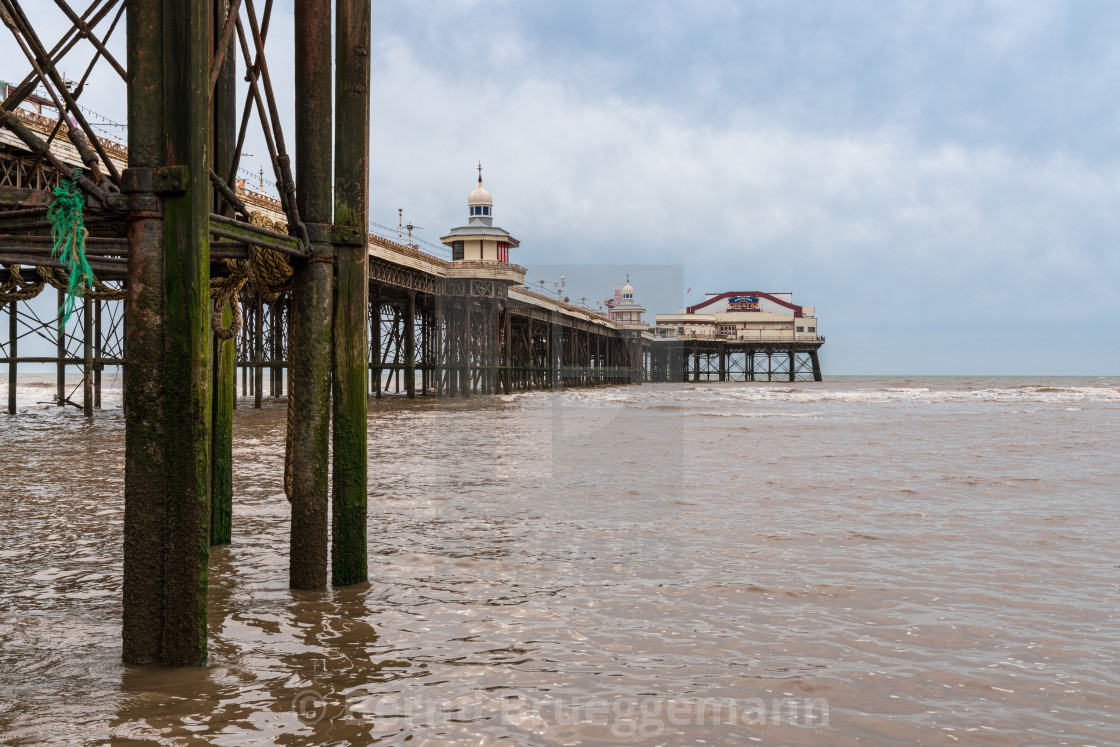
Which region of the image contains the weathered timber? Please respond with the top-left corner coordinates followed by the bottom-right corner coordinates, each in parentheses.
top-left (209, 213), bottom-right (303, 256)
top-left (0, 186), bottom-right (51, 206)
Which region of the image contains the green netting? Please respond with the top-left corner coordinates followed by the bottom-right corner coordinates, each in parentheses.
top-left (47, 168), bottom-right (93, 328)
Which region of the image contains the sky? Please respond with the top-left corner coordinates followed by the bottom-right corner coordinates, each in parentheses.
top-left (10, 1), bottom-right (1120, 374)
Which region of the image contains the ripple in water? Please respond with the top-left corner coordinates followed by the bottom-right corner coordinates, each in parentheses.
top-left (1, 375), bottom-right (1119, 744)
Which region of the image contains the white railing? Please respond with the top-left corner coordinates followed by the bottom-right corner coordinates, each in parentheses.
top-left (652, 329), bottom-right (823, 342)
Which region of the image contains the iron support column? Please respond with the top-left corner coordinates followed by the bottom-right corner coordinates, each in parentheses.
top-left (502, 304), bottom-right (511, 394)
top-left (83, 296), bottom-right (93, 417)
top-left (290, 0), bottom-right (335, 589)
top-left (122, 0), bottom-right (213, 666)
top-left (404, 291), bottom-right (416, 399)
top-left (94, 300), bottom-right (102, 408)
top-left (422, 308), bottom-right (430, 395)
top-left (211, 0), bottom-right (237, 546)
top-left (56, 288), bottom-right (65, 405)
top-left (371, 297), bottom-right (381, 398)
top-left (462, 303), bottom-right (471, 397)
top-left (331, 0), bottom-right (371, 585)
top-left (7, 300), bottom-right (15, 415)
top-left (254, 295), bottom-right (263, 408)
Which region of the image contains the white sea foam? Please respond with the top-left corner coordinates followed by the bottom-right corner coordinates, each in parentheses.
top-left (695, 411), bottom-right (824, 419)
top-left (686, 383), bottom-right (1120, 406)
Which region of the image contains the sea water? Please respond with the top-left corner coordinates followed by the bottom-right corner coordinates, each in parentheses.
top-left (1, 376), bottom-right (1118, 744)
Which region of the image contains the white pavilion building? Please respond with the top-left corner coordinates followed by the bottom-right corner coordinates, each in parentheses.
top-left (440, 166), bottom-right (520, 263)
top-left (607, 276), bottom-right (647, 327)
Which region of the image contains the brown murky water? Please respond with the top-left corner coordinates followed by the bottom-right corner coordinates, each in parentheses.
top-left (2, 376), bottom-right (1119, 745)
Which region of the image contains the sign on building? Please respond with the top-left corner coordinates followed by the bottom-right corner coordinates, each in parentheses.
top-left (727, 296), bottom-right (760, 312)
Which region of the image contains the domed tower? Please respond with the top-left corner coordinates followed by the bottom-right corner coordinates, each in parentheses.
top-left (467, 178), bottom-right (493, 224)
top-left (441, 164), bottom-right (520, 263)
top-left (608, 274), bottom-right (646, 326)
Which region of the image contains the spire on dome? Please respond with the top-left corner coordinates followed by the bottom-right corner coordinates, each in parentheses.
top-left (441, 164), bottom-right (521, 261)
top-left (468, 164), bottom-right (493, 223)
top-left (609, 274), bottom-right (644, 324)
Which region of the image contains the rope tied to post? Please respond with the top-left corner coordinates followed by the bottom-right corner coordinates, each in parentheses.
top-left (209, 212), bottom-right (294, 339)
top-left (210, 274), bottom-right (247, 340)
top-left (0, 265), bottom-right (45, 304)
top-left (37, 266), bottom-right (125, 300)
top-left (206, 211), bottom-right (298, 499)
top-left (47, 168), bottom-right (94, 327)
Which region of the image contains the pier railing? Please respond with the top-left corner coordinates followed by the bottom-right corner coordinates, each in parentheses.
top-left (652, 329), bottom-right (824, 343)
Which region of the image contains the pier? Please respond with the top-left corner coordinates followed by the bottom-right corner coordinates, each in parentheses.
top-left (0, 0), bottom-right (823, 666)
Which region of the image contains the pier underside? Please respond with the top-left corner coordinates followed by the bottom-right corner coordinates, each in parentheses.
top-left (0, 0), bottom-right (823, 666)
top-left (647, 340), bottom-right (824, 383)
